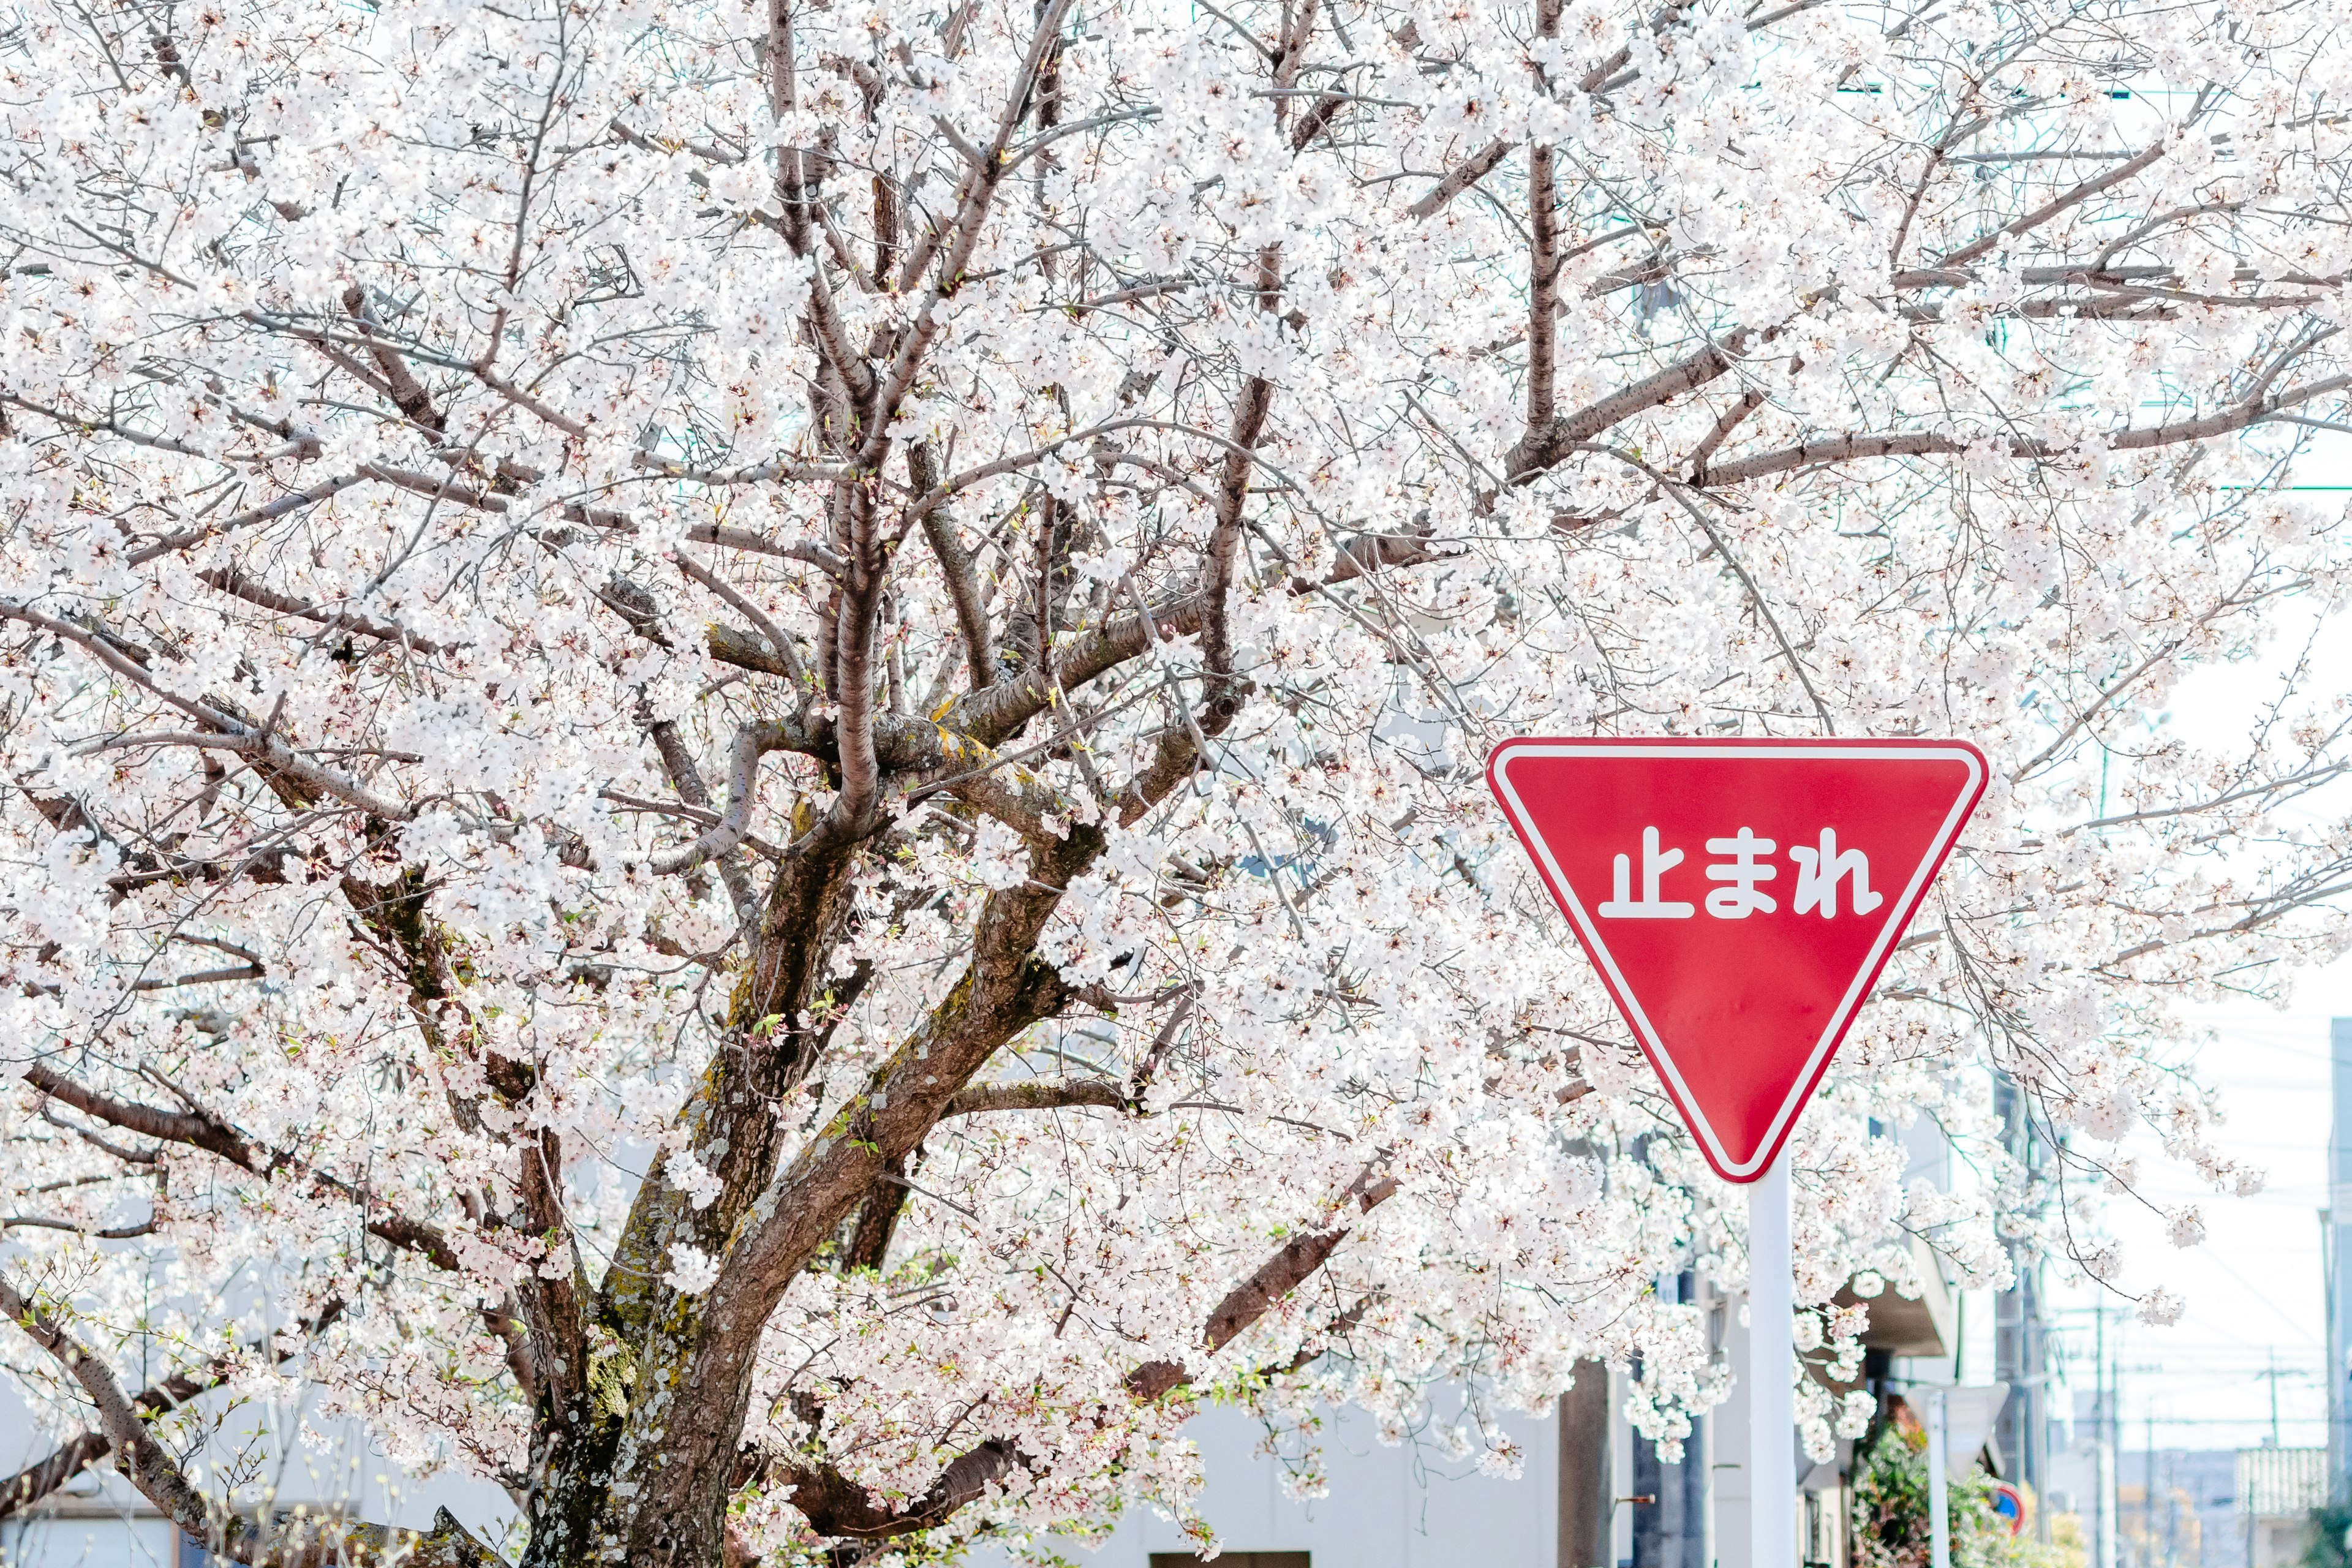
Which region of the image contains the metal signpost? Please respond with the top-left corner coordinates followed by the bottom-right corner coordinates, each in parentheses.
top-left (1928, 1386), bottom-right (1951, 1568)
top-left (1487, 737), bottom-right (1988, 1568)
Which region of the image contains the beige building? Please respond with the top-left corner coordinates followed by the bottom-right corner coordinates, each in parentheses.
top-left (2235, 1447), bottom-right (2326, 1568)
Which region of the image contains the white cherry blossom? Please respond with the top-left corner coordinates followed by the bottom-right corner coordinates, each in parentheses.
top-left (0, 0), bottom-right (2347, 1561)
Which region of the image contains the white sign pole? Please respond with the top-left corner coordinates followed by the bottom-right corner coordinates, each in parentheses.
top-left (1927, 1387), bottom-right (1951, 1568)
top-left (1752, 1155), bottom-right (1795, 1568)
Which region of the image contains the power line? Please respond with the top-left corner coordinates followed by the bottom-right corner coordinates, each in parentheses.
top-left (2124, 1417), bottom-right (2329, 1429)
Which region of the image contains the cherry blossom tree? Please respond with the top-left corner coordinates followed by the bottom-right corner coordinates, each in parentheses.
top-left (0, 0), bottom-right (2343, 1560)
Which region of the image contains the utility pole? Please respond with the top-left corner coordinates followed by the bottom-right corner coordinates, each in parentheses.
top-left (2112, 1314), bottom-right (2127, 1568)
top-left (2164, 1449), bottom-right (2177, 1568)
top-left (1996, 1071), bottom-right (2048, 1534)
top-left (2091, 1305), bottom-right (2122, 1568)
top-left (1929, 1389), bottom-right (1951, 1568)
top-left (1632, 1272), bottom-right (1710, 1568)
top-left (2109, 1355), bottom-right (2169, 1568)
top-left (2096, 1308), bottom-right (2108, 1568)
top-left (2328, 1019), bottom-right (2352, 1500)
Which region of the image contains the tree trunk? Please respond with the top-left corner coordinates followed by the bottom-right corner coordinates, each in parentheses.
top-left (539, 839), bottom-right (867, 1568)
top-left (1560, 1359), bottom-right (1613, 1568)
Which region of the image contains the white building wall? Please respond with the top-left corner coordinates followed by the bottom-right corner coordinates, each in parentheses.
top-left (0, 1516), bottom-right (177, 1568)
top-left (0, 1378), bottom-right (514, 1567)
top-left (1714, 1302), bottom-right (1755, 1568)
top-left (963, 1400), bottom-right (1561, 1568)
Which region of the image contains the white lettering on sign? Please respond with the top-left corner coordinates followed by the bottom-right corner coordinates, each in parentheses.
top-left (1592, 826), bottom-right (1879, 921)
top-left (1597, 826), bottom-right (1696, 919)
top-left (1703, 827), bottom-right (1779, 918)
top-left (1789, 829), bottom-right (1883, 918)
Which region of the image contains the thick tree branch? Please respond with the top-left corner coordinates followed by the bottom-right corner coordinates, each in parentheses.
top-left (21, 1064), bottom-right (465, 1274)
top-left (939, 1077), bottom-right (1128, 1117)
top-left (1687, 387), bottom-right (1765, 484)
top-left (1199, 240), bottom-right (1282, 692)
top-left (197, 567), bottom-right (460, 655)
top-left (1695, 373), bottom-right (2352, 487)
top-left (780, 1439), bottom-right (1027, 1540)
top-left (1406, 138), bottom-right (1511, 221)
top-left (339, 287), bottom-right (449, 433)
top-left (126, 473), bottom-right (374, 565)
top-left (706, 622), bottom-right (802, 679)
top-left (858, 0), bottom-right (1082, 467)
top-left (1924, 140), bottom-right (2170, 274)
top-left (1510, 328), bottom-right (1757, 481)
top-left (647, 720), bottom-right (801, 873)
top-left (0, 1301), bottom-right (350, 1521)
top-left (910, 441), bottom-right (995, 688)
top-left (1525, 141), bottom-right (1561, 442)
top-left (676, 550), bottom-right (812, 690)
top-left (642, 709), bottom-right (761, 919)
top-left (682, 522), bottom-right (846, 578)
top-left (23, 1064), bottom-right (259, 1167)
top-left (1126, 1167), bottom-right (1400, 1399)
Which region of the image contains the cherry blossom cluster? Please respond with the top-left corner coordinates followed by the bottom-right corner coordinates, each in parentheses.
top-left (0, 0), bottom-right (2345, 1558)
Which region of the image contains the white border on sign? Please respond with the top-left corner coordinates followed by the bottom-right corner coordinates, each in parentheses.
top-left (1488, 741), bottom-right (1986, 1179)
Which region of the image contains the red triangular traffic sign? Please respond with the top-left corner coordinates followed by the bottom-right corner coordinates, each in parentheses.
top-left (1487, 738), bottom-right (1986, 1182)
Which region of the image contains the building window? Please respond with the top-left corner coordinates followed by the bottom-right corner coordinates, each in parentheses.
top-left (1150, 1555), bottom-right (1310, 1567)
